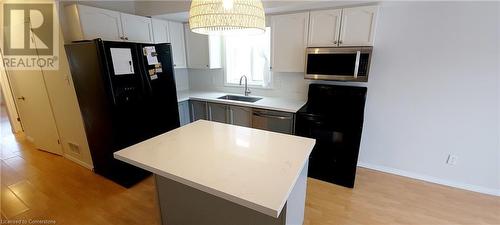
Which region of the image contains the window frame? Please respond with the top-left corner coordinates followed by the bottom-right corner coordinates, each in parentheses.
top-left (222, 28), bottom-right (273, 89)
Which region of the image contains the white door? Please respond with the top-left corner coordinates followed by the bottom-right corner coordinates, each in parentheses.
top-left (77, 4), bottom-right (123, 41)
top-left (168, 21), bottom-right (187, 68)
top-left (339, 6), bottom-right (378, 46)
top-left (271, 12), bottom-right (309, 73)
top-left (121, 13), bottom-right (154, 43)
top-left (308, 9), bottom-right (342, 47)
top-left (8, 69), bottom-right (62, 155)
top-left (152, 18), bottom-right (170, 44)
top-left (185, 24), bottom-right (210, 69)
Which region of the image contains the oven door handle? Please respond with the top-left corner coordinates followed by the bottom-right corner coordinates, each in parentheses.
top-left (354, 50), bottom-right (361, 79)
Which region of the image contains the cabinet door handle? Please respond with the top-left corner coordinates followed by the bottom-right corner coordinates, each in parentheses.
top-left (229, 109), bottom-right (234, 124)
top-left (17, 96), bottom-right (25, 101)
top-left (339, 40), bottom-right (343, 44)
top-left (190, 103), bottom-right (195, 121)
top-left (333, 40), bottom-right (337, 44)
top-left (124, 37), bottom-right (129, 40)
top-left (208, 106), bottom-right (212, 120)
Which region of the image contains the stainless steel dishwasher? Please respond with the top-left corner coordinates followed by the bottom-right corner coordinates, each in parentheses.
top-left (251, 109), bottom-right (295, 134)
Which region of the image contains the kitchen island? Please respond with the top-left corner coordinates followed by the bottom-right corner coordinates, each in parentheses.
top-left (114, 120), bottom-right (315, 225)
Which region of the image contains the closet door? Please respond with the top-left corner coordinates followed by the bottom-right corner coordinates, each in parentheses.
top-left (8, 69), bottom-right (62, 155)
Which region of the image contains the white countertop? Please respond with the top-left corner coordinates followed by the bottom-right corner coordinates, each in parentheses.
top-left (114, 120), bottom-right (315, 218)
top-left (176, 90), bottom-right (307, 113)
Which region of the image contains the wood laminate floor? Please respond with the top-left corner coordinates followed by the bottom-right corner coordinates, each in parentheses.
top-left (1, 106), bottom-right (499, 224)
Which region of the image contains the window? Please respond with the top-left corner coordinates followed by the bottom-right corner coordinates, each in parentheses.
top-left (223, 27), bottom-right (271, 87)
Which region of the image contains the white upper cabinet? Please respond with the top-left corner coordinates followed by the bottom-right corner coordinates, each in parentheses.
top-left (306, 5), bottom-right (378, 47)
top-left (168, 21), bottom-right (187, 68)
top-left (184, 24), bottom-right (222, 69)
top-left (65, 4), bottom-right (153, 43)
top-left (66, 4), bottom-right (123, 41)
top-left (271, 12), bottom-right (309, 73)
top-left (308, 9), bottom-right (342, 47)
top-left (184, 24), bottom-right (209, 69)
top-left (152, 18), bottom-right (170, 44)
top-left (339, 6), bottom-right (378, 46)
top-left (120, 13), bottom-right (154, 43)
top-left (151, 19), bottom-right (187, 68)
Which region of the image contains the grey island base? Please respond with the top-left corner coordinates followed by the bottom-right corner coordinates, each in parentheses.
top-left (155, 161), bottom-right (308, 225)
top-left (114, 120), bottom-right (315, 225)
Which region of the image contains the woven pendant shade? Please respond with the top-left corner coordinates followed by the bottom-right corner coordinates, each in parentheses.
top-left (189, 0), bottom-right (266, 35)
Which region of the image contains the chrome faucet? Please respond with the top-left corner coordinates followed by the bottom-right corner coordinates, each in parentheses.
top-left (239, 75), bottom-right (251, 96)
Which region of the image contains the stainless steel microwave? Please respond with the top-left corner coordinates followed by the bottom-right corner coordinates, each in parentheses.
top-left (305, 47), bottom-right (373, 82)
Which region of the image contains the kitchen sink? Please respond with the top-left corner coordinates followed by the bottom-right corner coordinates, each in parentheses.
top-left (217, 95), bottom-right (262, 103)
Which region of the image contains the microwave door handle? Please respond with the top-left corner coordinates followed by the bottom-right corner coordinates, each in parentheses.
top-left (354, 50), bottom-right (361, 79)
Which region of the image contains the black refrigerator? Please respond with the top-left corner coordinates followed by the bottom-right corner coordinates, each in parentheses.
top-left (65, 39), bottom-right (180, 187)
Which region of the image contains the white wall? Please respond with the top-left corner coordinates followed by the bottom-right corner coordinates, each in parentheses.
top-left (358, 2), bottom-right (500, 195)
top-left (187, 2), bottom-right (500, 195)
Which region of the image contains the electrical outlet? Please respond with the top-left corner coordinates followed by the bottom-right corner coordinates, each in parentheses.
top-left (446, 154), bottom-right (458, 165)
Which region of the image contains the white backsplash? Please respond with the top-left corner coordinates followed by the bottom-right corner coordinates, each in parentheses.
top-left (187, 68), bottom-right (311, 100)
top-left (186, 68), bottom-right (372, 100)
top-left (174, 68), bottom-right (190, 91)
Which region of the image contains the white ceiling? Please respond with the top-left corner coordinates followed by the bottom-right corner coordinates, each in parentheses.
top-left (71, 1), bottom-right (373, 22)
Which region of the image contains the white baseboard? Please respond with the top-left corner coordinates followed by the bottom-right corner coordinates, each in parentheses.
top-left (357, 161), bottom-right (500, 197)
top-left (64, 153), bottom-right (94, 170)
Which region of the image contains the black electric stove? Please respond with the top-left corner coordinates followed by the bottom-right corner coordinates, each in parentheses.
top-left (295, 84), bottom-right (367, 188)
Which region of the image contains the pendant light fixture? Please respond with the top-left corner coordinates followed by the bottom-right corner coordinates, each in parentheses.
top-left (189, 0), bottom-right (266, 35)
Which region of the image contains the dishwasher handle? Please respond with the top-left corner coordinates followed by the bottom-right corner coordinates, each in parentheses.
top-left (252, 112), bottom-right (293, 120)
